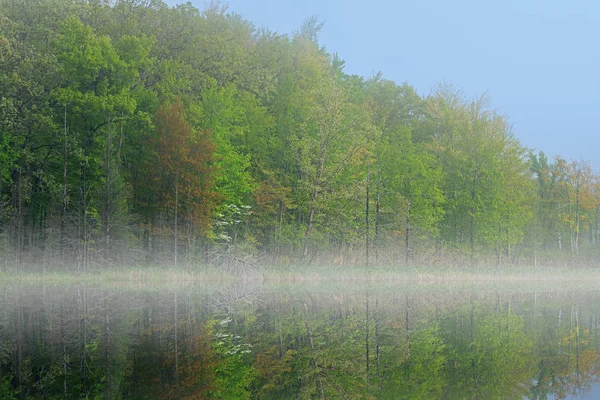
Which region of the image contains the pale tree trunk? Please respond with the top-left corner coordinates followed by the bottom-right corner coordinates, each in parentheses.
top-left (303, 190), bottom-right (318, 257)
top-left (103, 120), bottom-right (112, 264)
top-left (174, 180), bottom-right (178, 268)
top-left (375, 171), bottom-right (381, 266)
top-left (365, 169), bottom-right (370, 268)
top-left (62, 105), bottom-right (68, 261)
top-left (575, 188), bottom-right (580, 253)
top-left (405, 201), bottom-right (411, 265)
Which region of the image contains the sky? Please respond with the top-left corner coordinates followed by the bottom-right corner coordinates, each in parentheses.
top-left (166, 0), bottom-right (600, 169)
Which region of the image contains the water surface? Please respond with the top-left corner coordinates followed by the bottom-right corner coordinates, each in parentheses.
top-left (2, 278), bottom-right (600, 399)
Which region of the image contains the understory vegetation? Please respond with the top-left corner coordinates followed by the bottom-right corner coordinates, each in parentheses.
top-left (1, 0), bottom-right (599, 271)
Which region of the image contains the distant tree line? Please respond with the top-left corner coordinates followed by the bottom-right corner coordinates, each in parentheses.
top-left (1, 0), bottom-right (600, 270)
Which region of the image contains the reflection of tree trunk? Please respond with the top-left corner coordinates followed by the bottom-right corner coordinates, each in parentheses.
top-left (58, 295), bottom-right (69, 400)
top-left (16, 304), bottom-right (23, 393)
top-left (303, 303), bottom-right (324, 399)
top-left (405, 295), bottom-right (411, 358)
top-left (80, 165), bottom-right (90, 274)
top-left (569, 305), bottom-right (573, 356)
top-left (79, 285), bottom-right (89, 395)
top-left (375, 296), bottom-right (381, 389)
top-left (365, 291), bottom-right (370, 389)
top-left (63, 343), bottom-right (68, 400)
top-left (104, 308), bottom-right (111, 400)
top-left (174, 291), bottom-right (179, 386)
top-left (470, 303), bottom-right (477, 390)
top-left (576, 306), bottom-right (580, 375)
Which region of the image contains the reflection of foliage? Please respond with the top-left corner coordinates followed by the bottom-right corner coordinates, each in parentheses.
top-left (210, 317), bottom-right (257, 399)
top-left (0, 375), bottom-right (16, 400)
top-left (530, 311), bottom-right (600, 400)
top-left (441, 309), bottom-right (535, 399)
top-left (254, 347), bottom-right (296, 399)
top-left (383, 325), bottom-right (446, 399)
top-left (4, 288), bottom-right (600, 399)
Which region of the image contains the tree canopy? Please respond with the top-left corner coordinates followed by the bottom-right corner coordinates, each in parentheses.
top-left (1, 0), bottom-right (599, 269)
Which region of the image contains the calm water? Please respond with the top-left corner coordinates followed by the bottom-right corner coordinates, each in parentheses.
top-left (2, 280), bottom-right (600, 399)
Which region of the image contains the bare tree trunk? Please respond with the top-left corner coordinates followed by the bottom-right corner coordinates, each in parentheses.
top-left (174, 180), bottom-right (178, 268)
top-left (405, 201), bottom-right (411, 265)
top-left (304, 201), bottom-right (316, 257)
top-left (16, 166), bottom-right (23, 267)
top-left (62, 105), bottom-right (68, 261)
top-left (103, 120), bottom-right (112, 264)
top-left (366, 169), bottom-right (370, 268)
top-left (375, 171), bottom-right (381, 266)
top-left (575, 190), bottom-right (580, 254)
top-left (568, 199), bottom-right (574, 254)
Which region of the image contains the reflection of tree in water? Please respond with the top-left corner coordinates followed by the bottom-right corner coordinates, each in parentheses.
top-left (3, 286), bottom-right (600, 398)
top-left (0, 285), bottom-right (130, 399)
top-left (529, 304), bottom-right (600, 400)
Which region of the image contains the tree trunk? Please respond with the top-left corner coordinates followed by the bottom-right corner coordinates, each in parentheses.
top-left (304, 191), bottom-right (317, 257)
top-left (174, 180), bottom-right (178, 268)
top-left (365, 169), bottom-right (370, 268)
top-left (405, 201), bottom-right (411, 265)
top-left (575, 189), bottom-right (580, 253)
top-left (62, 105), bottom-right (68, 261)
top-left (375, 171), bottom-right (381, 266)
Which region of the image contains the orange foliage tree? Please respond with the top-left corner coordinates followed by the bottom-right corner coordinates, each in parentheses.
top-left (147, 99), bottom-right (218, 265)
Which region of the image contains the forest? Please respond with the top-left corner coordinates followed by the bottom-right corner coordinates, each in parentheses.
top-left (1, 0), bottom-right (599, 271)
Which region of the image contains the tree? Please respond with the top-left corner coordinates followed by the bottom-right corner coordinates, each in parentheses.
top-left (143, 99), bottom-right (217, 266)
top-left (368, 79), bottom-right (443, 263)
top-left (427, 84), bottom-right (532, 261)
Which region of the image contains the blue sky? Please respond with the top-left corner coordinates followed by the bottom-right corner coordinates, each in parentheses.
top-left (167, 0), bottom-right (600, 169)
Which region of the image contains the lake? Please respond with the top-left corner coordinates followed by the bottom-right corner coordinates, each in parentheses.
top-left (2, 276), bottom-right (600, 399)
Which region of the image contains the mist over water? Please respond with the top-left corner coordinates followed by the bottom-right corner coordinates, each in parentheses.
top-left (2, 278), bottom-right (600, 399)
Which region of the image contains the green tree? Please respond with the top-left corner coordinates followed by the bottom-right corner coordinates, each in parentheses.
top-left (427, 85), bottom-right (532, 260)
